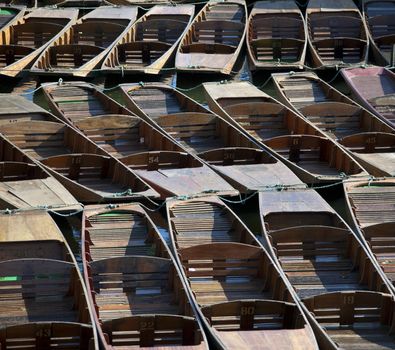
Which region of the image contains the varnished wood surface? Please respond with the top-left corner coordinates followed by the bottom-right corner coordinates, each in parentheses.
top-left (82, 203), bottom-right (207, 349)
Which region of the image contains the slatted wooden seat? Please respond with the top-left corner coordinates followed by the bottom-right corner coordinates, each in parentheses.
top-left (41, 154), bottom-right (133, 196)
top-left (72, 21), bottom-right (125, 48)
top-left (268, 226), bottom-right (384, 299)
top-left (0, 259), bottom-right (89, 327)
top-left (313, 38), bottom-right (366, 64)
top-left (252, 16), bottom-right (303, 40)
top-left (135, 19), bottom-right (188, 45)
top-left (362, 223), bottom-right (395, 284)
top-left (0, 44), bottom-right (34, 67)
top-left (205, 3), bottom-right (244, 22)
top-left (90, 256), bottom-right (181, 322)
top-left (299, 102), bottom-right (363, 140)
top-left (155, 112), bottom-right (224, 154)
top-left (0, 161), bottom-right (45, 182)
top-left (202, 300), bottom-right (301, 331)
top-left (304, 291), bottom-right (395, 349)
top-left (347, 183), bottom-right (395, 227)
top-left (368, 15), bottom-right (395, 39)
top-left (252, 38), bottom-right (305, 63)
top-left (178, 243), bottom-right (287, 306)
top-left (340, 132), bottom-right (395, 153)
top-left (84, 207), bottom-right (165, 262)
top-left (168, 198), bottom-right (258, 249)
top-left (102, 315), bottom-right (203, 348)
top-left (49, 44), bottom-right (104, 68)
top-left (265, 135), bottom-right (361, 177)
top-left (184, 20), bottom-right (244, 53)
top-left (309, 15), bottom-right (364, 40)
top-left (0, 322), bottom-right (93, 350)
top-left (74, 115), bottom-right (178, 159)
top-left (117, 41), bottom-right (172, 67)
top-left (12, 21), bottom-right (63, 48)
top-left (223, 102), bottom-right (289, 140)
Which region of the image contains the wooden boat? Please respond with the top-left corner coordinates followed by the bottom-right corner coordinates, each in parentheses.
top-left (204, 81), bottom-right (367, 183)
top-left (44, 0), bottom-right (104, 8)
top-left (306, 0), bottom-right (369, 68)
top-left (120, 82), bottom-right (306, 193)
top-left (363, 0), bottom-right (395, 66)
top-left (102, 5), bottom-right (194, 75)
top-left (259, 188), bottom-right (395, 349)
top-left (247, 0), bottom-right (307, 70)
top-left (0, 106), bottom-right (158, 203)
top-left (272, 71), bottom-right (395, 176)
top-left (0, 5), bottom-right (24, 31)
top-left (82, 203), bottom-right (208, 349)
top-left (0, 8), bottom-right (78, 78)
top-left (41, 82), bottom-right (238, 198)
top-left (31, 7), bottom-right (137, 78)
top-left (167, 196), bottom-right (319, 350)
top-left (341, 67), bottom-right (395, 127)
top-left (344, 179), bottom-right (395, 291)
top-left (176, 0), bottom-right (247, 75)
top-left (0, 210), bottom-right (98, 349)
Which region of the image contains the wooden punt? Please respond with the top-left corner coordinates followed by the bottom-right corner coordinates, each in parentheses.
top-left (167, 196), bottom-right (319, 350)
top-left (204, 81), bottom-right (367, 183)
top-left (31, 7), bottom-right (137, 78)
top-left (176, 0), bottom-right (247, 75)
top-left (341, 67), bottom-right (395, 128)
top-left (247, 0), bottom-right (307, 70)
top-left (0, 8), bottom-right (78, 78)
top-left (344, 179), bottom-right (395, 290)
top-left (41, 82), bottom-right (238, 198)
top-left (102, 5), bottom-right (194, 75)
top-left (0, 118), bottom-right (158, 203)
top-left (306, 0), bottom-right (369, 68)
top-left (363, 0), bottom-right (395, 66)
top-left (258, 189), bottom-right (395, 349)
top-left (0, 210), bottom-right (98, 349)
top-left (0, 5), bottom-right (24, 31)
top-left (82, 203), bottom-right (208, 349)
top-left (120, 82), bottom-right (306, 193)
top-left (272, 71), bottom-right (395, 176)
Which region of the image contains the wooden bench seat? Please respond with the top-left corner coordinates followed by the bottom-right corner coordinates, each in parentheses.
top-left (0, 322), bottom-right (93, 350)
top-left (12, 21), bottom-right (63, 48)
top-left (304, 291), bottom-right (395, 349)
top-left (102, 315), bottom-right (203, 348)
top-left (178, 243), bottom-right (286, 307)
top-left (313, 38), bottom-right (367, 64)
top-left (49, 44), bottom-right (104, 68)
top-left (0, 258), bottom-right (87, 327)
top-left (72, 21), bottom-right (125, 48)
top-left (135, 19), bottom-right (188, 44)
top-left (117, 41), bottom-right (172, 67)
top-left (90, 256), bottom-right (180, 322)
top-left (367, 15), bottom-right (395, 39)
top-left (268, 226), bottom-right (384, 299)
top-left (309, 15), bottom-right (364, 40)
top-left (251, 38), bottom-right (304, 63)
top-left (252, 16), bottom-right (303, 40)
top-left (0, 45), bottom-right (34, 67)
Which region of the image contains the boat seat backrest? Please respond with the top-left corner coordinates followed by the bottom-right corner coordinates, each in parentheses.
top-left (202, 300), bottom-right (301, 330)
top-left (49, 44), bottom-right (104, 68)
top-left (340, 132), bottom-right (395, 152)
top-left (42, 154), bottom-right (110, 181)
top-left (72, 21), bottom-right (125, 47)
top-left (269, 226), bottom-right (351, 262)
top-left (135, 19), bottom-right (187, 44)
top-left (0, 162), bottom-right (42, 181)
top-left (156, 113), bottom-right (217, 140)
top-left (368, 15), bottom-right (395, 39)
top-left (90, 256), bottom-right (171, 294)
top-left (102, 315), bottom-right (202, 347)
top-left (363, 223), bottom-right (395, 255)
top-left (192, 20), bottom-right (244, 46)
top-left (251, 38), bottom-right (304, 62)
top-left (303, 291), bottom-right (393, 326)
top-left (117, 41), bottom-right (171, 66)
top-left (0, 322), bottom-right (93, 350)
top-left (179, 243), bottom-right (263, 282)
top-left (309, 15), bottom-right (363, 40)
top-left (252, 16), bottom-right (303, 39)
top-left (0, 45), bottom-right (35, 67)
top-left (12, 21), bottom-right (63, 48)
top-left (313, 38), bottom-right (366, 63)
